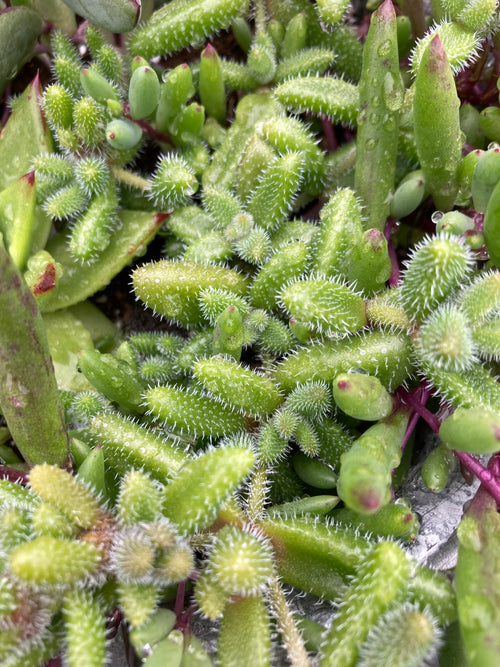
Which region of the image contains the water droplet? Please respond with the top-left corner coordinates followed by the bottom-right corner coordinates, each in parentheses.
top-left (357, 110), bottom-right (368, 125)
top-left (365, 138), bottom-right (378, 151)
top-left (431, 211), bottom-right (444, 224)
top-left (371, 95), bottom-right (381, 108)
top-left (377, 40), bottom-right (391, 57)
top-left (487, 141), bottom-right (500, 151)
top-left (369, 112), bottom-right (378, 125)
top-left (382, 115), bottom-right (396, 132)
top-left (383, 72), bottom-right (404, 111)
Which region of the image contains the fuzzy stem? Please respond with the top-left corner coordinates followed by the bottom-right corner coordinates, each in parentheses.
top-left (111, 166), bottom-right (151, 191)
top-left (246, 463), bottom-right (268, 522)
top-left (267, 577), bottom-right (312, 667)
top-left (254, 0), bottom-right (267, 33)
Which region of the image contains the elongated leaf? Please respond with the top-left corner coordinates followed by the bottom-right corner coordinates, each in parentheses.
top-left (60, 0), bottom-right (140, 32)
top-left (39, 210), bottom-right (166, 311)
top-left (0, 7), bottom-right (42, 97)
top-left (455, 476), bottom-right (500, 666)
top-left (0, 242), bottom-right (69, 465)
top-left (12, 0), bottom-right (76, 34)
top-left (0, 74), bottom-right (53, 190)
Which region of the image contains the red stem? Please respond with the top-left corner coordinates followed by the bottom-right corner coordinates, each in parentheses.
top-left (397, 386), bottom-right (440, 433)
top-left (400, 409), bottom-right (419, 451)
top-left (0, 465), bottom-right (28, 485)
top-left (399, 385), bottom-right (431, 451)
top-left (397, 386), bottom-right (500, 502)
top-left (453, 451), bottom-right (500, 506)
top-left (123, 103), bottom-right (172, 144)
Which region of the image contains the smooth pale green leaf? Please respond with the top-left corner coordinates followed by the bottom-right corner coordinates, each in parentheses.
top-left (354, 0), bottom-right (402, 231)
top-left (0, 172), bottom-right (36, 269)
top-left (59, 0), bottom-right (140, 32)
top-left (11, 0), bottom-right (76, 34)
top-left (30, 205), bottom-right (54, 257)
top-left (68, 301), bottom-right (120, 352)
top-left (0, 75), bottom-right (54, 190)
top-left (40, 210), bottom-right (166, 312)
top-left (43, 310), bottom-right (95, 392)
top-left (413, 35), bottom-right (461, 211)
top-left (0, 7), bottom-right (42, 97)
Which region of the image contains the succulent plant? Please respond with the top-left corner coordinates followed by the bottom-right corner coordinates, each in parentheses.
top-left (1, 0), bottom-right (500, 665)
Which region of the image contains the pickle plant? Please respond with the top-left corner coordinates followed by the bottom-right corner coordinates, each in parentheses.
top-left (1, 0), bottom-right (500, 665)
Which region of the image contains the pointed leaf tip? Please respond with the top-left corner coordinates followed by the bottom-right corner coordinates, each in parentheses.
top-left (378, 0), bottom-right (396, 19)
top-left (429, 32), bottom-right (446, 60)
top-left (204, 43), bottom-right (217, 57)
top-left (22, 170), bottom-right (36, 186)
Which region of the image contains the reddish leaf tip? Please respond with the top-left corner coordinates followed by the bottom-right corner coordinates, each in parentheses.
top-left (22, 170), bottom-right (36, 186)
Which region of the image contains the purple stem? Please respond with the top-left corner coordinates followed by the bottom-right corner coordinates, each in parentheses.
top-left (401, 408), bottom-right (421, 451)
top-left (384, 218), bottom-right (400, 286)
top-left (400, 385), bottom-right (431, 451)
top-left (398, 386), bottom-right (440, 433)
top-left (43, 658), bottom-right (62, 667)
top-left (123, 104), bottom-right (172, 144)
top-left (73, 20), bottom-right (90, 44)
top-left (320, 117), bottom-right (337, 152)
top-left (174, 580), bottom-right (186, 621)
top-left (489, 452), bottom-right (500, 478)
top-left (453, 450), bottom-right (500, 506)
top-left (0, 465), bottom-right (28, 485)
top-left (398, 385), bottom-right (500, 503)
top-left (176, 602), bottom-right (197, 634)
